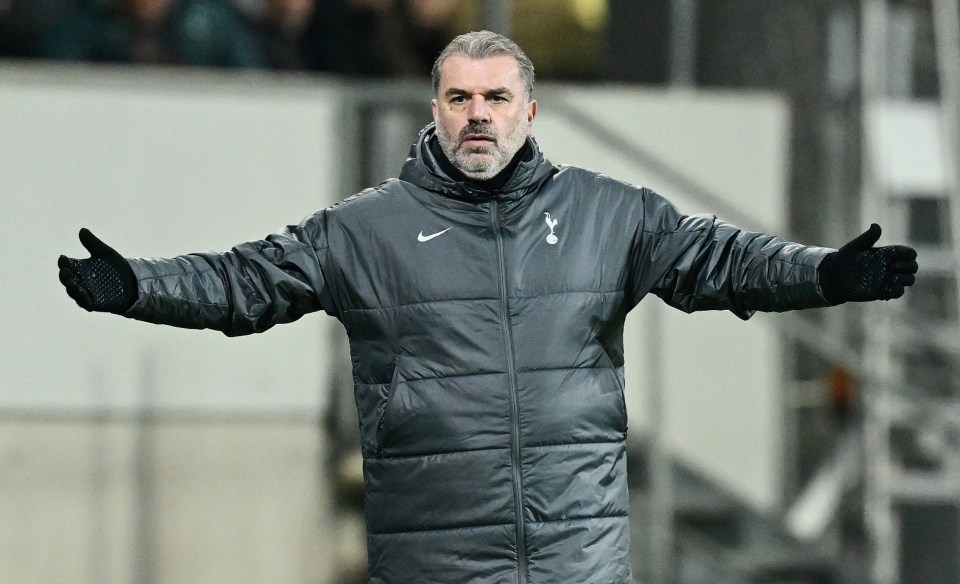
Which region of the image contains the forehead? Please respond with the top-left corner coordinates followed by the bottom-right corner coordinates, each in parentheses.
top-left (438, 55), bottom-right (524, 94)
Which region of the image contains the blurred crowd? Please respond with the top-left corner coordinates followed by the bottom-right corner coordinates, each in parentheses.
top-left (0, 0), bottom-right (467, 76)
top-left (0, 0), bottom-right (609, 78)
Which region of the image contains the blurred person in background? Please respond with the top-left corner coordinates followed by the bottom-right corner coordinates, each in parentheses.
top-left (44, 0), bottom-right (266, 67)
top-left (255, 0), bottom-right (313, 69)
top-left (0, 0), bottom-right (77, 58)
top-left (298, 0), bottom-right (455, 76)
top-left (57, 30), bottom-right (918, 584)
top-left (401, 0), bottom-right (457, 75)
top-left (449, 0), bottom-right (608, 80)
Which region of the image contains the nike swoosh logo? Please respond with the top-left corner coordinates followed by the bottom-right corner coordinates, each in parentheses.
top-left (418, 228), bottom-right (452, 242)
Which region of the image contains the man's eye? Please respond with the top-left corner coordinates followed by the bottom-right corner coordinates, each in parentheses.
top-left (490, 95), bottom-right (507, 103)
top-left (450, 96), bottom-right (466, 104)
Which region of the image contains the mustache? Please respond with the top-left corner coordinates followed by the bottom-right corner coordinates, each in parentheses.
top-left (459, 123), bottom-right (498, 143)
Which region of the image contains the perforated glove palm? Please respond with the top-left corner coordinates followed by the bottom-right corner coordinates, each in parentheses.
top-left (58, 228), bottom-right (137, 313)
top-left (819, 223), bottom-right (918, 304)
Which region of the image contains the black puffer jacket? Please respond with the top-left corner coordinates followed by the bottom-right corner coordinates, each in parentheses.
top-left (125, 124), bottom-right (833, 583)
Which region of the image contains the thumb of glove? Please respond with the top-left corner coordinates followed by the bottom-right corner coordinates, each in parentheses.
top-left (79, 227), bottom-right (120, 260)
top-left (840, 223), bottom-right (882, 254)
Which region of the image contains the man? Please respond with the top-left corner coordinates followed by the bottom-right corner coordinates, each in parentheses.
top-left (59, 30), bottom-right (917, 584)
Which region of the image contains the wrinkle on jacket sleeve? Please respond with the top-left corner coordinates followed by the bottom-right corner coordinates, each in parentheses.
top-left (123, 209), bottom-right (336, 335)
top-left (627, 189), bottom-right (834, 319)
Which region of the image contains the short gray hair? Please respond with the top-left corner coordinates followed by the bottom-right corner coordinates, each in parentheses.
top-left (431, 30), bottom-right (535, 101)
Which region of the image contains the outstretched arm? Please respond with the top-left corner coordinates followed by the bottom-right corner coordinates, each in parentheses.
top-left (627, 190), bottom-right (918, 317)
top-left (57, 211), bottom-right (336, 335)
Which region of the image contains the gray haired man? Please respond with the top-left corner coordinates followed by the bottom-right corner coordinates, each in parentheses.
top-left (60, 30), bottom-right (917, 584)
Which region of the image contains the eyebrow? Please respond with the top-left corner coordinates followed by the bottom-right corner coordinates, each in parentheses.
top-left (445, 87), bottom-right (515, 99)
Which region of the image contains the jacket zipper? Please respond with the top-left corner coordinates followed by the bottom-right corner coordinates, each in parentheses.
top-left (490, 201), bottom-right (528, 584)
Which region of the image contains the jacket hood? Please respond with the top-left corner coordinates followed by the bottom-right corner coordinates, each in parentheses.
top-left (399, 123), bottom-right (556, 201)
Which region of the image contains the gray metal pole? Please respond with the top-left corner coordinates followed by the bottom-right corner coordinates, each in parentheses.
top-left (89, 369), bottom-right (109, 584)
top-left (930, 1), bottom-right (960, 573)
top-left (646, 303), bottom-right (674, 584)
top-left (483, 0), bottom-right (512, 37)
top-left (133, 354), bottom-right (158, 584)
top-left (860, 2), bottom-right (898, 583)
top-left (669, 0), bottom-right (698, 86)
top-left (931, 0), bottom-right (960, 317)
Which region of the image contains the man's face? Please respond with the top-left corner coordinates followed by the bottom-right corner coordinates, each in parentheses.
top-left (432, 55), bottom-right (537, 181)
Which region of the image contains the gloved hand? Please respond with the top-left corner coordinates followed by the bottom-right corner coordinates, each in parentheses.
top-left (58, 228), bottom-right (137, 313)
top-left (818, 223), bottom-right (918, 304)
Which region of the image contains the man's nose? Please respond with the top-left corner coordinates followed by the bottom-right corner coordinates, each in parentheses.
top-left (467, 96), bottom-right (491, 123)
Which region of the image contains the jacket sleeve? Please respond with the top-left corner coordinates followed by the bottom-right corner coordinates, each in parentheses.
top-left (123, 209), bottom-right (337, 335)
top-left (626, 188), bottom-right (834, 319)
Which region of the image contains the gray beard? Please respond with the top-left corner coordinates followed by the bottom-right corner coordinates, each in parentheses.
top-left (437, 119), bottom-right (530, 181)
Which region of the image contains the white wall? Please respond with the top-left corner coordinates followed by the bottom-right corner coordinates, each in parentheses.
top-left (0, 65), bottom-right (341, 414)
top-left (0, 64), bottom-right (344, 584)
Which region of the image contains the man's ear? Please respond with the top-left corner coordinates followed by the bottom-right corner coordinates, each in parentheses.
top-left (527, 99), bottom-right (538, 124)
top-left (431, 99), bottom-right (438, 123)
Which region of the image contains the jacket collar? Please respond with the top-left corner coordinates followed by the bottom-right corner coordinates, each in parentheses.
top-left (399, 123), bottom-right (555, 202)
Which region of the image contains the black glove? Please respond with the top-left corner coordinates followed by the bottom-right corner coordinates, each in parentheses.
top-left (818, 223), bottom-right (918, 304)
top-left (58, 228), bottom-right (137, 313)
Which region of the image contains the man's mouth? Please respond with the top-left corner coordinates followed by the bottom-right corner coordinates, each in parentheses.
top-left (462, 134), bottom-right (495, 146)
